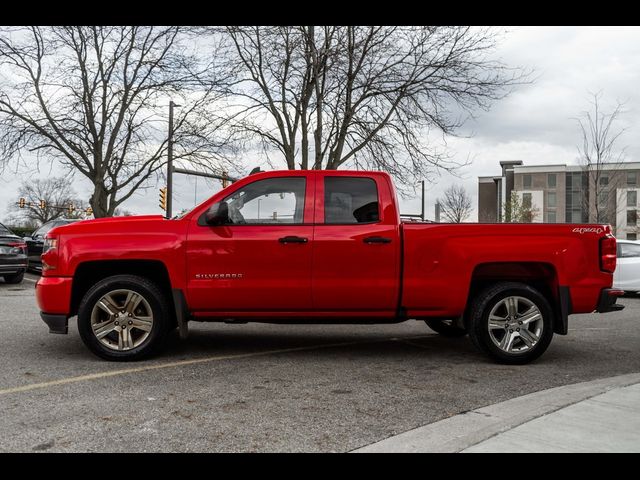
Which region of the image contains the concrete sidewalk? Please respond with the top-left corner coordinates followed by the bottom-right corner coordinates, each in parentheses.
top-left (353, 373), bottom-right (640, 453)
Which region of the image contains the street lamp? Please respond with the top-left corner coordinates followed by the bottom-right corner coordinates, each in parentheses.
top-left (166, 100), bottom-right (181, 219)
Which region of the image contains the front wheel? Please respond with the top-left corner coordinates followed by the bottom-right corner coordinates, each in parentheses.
top-left (467, 282), bottom-right (554, 364)
top-left (77, 275), bottom-right (172, 361)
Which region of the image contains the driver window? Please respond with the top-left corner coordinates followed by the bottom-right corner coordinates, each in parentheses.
top-left (224, 177), bottom-right (306, 224)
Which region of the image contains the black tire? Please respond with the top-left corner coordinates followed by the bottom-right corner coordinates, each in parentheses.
top-left (3, 271), bottom-right (24, 284)
top-left (467, 282), bottom-right (554, 365)
top-left (425, 319), bottom-right (467, 337)
top-left (77, 274), bottom-right (172, 361)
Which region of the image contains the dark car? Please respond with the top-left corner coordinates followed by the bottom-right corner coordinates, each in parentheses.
top-left (25, 218), bottom-right (80, 273)
top-left (0, 222), bottom-right (28, 284)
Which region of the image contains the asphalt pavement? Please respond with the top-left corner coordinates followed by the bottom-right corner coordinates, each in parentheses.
top-left (1, 274), bottom-right (639, 452)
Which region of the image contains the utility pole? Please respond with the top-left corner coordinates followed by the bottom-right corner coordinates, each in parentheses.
top-left (166, 101), bottom-right (180, 219)
top-left (420, 180), bottom-right (425, 221)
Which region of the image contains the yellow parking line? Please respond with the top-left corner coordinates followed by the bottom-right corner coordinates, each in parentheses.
top-left (0, 334), bottom-right (432, 396)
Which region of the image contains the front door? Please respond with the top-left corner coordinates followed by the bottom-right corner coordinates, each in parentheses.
top-left (187, 175), bottom-right (314, 312)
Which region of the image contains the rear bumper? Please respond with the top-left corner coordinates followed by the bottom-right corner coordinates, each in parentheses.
top-left (596, 288), bottom-right (625, 313)
top-left (0, 258), bottom-right (28, 274)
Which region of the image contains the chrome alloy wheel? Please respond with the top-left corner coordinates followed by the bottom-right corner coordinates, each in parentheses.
top-left (487, 296), bottom-right (544, 354)
top-left (90, 289), bottom-right (154, 351)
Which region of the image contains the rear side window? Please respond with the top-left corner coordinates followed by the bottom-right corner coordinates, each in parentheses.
top-left (620, 243), bottom-right (640, 258)
top-left (324, 177), bottom-right (379, 224)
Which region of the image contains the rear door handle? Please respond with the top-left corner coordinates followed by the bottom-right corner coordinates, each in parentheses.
top-left (279, 236), bottom-right (308, 244)
top-left (363, 236), bottom-right (392, 244)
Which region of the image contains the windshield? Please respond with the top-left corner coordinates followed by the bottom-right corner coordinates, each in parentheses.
top-left (32, 220), bottom-right (72, 238)
top-left (0, 222), bottom-right (13, 236)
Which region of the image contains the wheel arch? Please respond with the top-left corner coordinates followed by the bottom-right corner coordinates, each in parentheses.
top-left (466, 262), bottom-right (567, 334)
top-left (70, 259), bottom-right (174, 318)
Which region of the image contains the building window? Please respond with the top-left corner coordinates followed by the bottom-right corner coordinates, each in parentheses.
top-left (628, 233), bottom-right (638, 241)
top-left (565, 171), bottom-right (587, 224)
top-left (522, 192), bottom-right (532, 208)
top-left (548, 173), bottom-right (556, 188)
top-left (628, 172), bottom-right (637, 186)
top-left (547, 211), bottom-right (556, 223)
top-left (627, 210), bottom-right (637, 227)
top-left (598, 190), bottom-right (609, 203)
top-left (547, 191), bottom-right (556, 208)
top-left (523, 174), bottom-right (532, 188)
top-left (599, 175), bottom-right (609, 186)
top-left (628, 190), bottom-right (637, 208)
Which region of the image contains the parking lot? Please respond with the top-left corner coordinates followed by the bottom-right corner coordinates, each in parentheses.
top-left (1, 274), bottom-right (640, 452)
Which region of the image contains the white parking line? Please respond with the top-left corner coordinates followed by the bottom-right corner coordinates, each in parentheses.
top-left (0, 334), bottom-right (432, 397)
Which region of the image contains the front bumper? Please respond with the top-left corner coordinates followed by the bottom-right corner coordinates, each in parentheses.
top-left (35, 276), bottom-right (73, 313)
top-left (596, 288), bottom-right (625, 313)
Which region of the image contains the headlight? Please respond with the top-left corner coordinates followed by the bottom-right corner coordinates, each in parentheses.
top-left (42, 237), bottom-right (58, 255)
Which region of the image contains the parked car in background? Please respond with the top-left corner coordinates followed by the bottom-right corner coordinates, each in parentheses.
top-left (25, 219), bottom-right (80, 273)
top-left (613, 240), bottom-right (640, 294)
top-left (0, 222), bottom-right (27, 284)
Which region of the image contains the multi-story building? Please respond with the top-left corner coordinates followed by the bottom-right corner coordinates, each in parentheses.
top-left (478, 160), bottom-right (640, 239)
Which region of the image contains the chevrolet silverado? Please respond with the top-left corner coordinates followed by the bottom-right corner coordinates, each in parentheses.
top-left (36, 170), bottom-right (624, 364)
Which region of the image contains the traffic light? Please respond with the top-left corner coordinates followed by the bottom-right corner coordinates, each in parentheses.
top-left (222, 171), bottom-right (229, 188)
top-left (159, 187), bottom-right (167, 211)
top-left (68, 203), bottom-right (75, 215)
top-left (39, 199), bottom-right (46, 210)
top-left (18, 198), bottom-right (26, 208)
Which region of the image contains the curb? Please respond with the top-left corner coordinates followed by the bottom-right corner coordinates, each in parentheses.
top-left (352, 372), bottom-right (640, 453)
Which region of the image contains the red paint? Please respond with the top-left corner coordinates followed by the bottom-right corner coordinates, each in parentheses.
top-left (35, 276), bottom-right (73, 314)
top-left (36, 170), bottom-right (615, 322)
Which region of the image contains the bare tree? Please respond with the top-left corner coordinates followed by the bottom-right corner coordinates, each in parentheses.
top-left (211, 26), bottom-right (526, 184)
top-left (0, 26), bottom-right (234, 217)
top-left (576, 91), bottom-right (628, 224)
top-left (8, 177), bottom-right (86, 223)
top-left (438, 184), bottom-right (472, 223)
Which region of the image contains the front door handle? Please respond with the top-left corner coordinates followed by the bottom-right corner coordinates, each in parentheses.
top-left (363, 236), bottom-right (392, 244)
top-left (279, 236), bottom-right (308, 244)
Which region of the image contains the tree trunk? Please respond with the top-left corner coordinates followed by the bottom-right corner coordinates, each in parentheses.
top-left (90, 182), bottom-right (110, 218)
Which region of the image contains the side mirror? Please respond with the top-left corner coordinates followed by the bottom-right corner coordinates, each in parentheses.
top-left (204, 201), bottom-right (230, 226)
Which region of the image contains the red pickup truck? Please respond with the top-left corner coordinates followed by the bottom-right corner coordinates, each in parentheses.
top-left (36, 170), bottom-right (623, 364)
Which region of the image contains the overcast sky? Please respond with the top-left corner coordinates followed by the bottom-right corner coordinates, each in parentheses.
top-left (2, 26), bottom-right (639, 224)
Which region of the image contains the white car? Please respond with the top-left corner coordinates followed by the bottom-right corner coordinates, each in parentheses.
top-left (613, 239), bottom-right (640, 294)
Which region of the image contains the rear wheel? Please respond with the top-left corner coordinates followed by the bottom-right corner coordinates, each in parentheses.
top-left (425, 319), bottom-right (467, 337)
top-left (3, 271), bottom-right (24, 284)
top-left (467, 282), bottom-right (554, 364)
top-left (77, 275), bottom-right (171, 361)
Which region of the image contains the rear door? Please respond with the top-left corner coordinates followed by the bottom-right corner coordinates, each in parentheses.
top-left (311, 174), bottom-right (400, 313)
